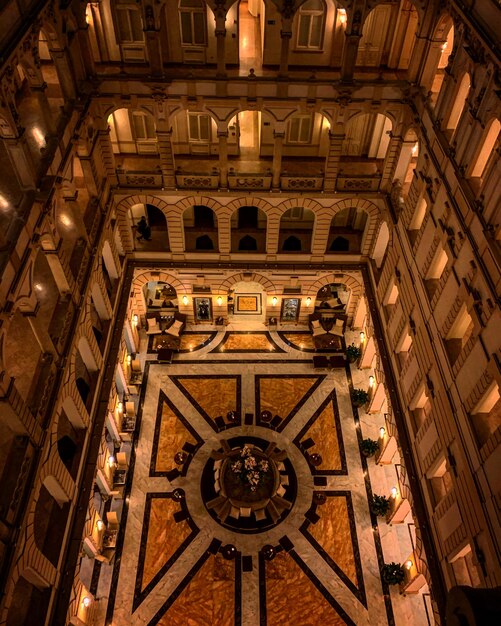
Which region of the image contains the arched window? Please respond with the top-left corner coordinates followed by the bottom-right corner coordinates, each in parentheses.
top-left (446, 73), bottom-right (470, 132)
top-left (469, 119), bottom-right (500, 179)
top-left (296, 0), bottom-right (325, 50)
top-left (179, 0), bottom-right (207, 46)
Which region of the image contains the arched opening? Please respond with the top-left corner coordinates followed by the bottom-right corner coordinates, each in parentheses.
top-left (102, 240), bottom-right (119, 303)
top-left (238, 0), bottom-right (264, 73)
top-left (315, 282), bottom-right (351, 315)
top-left (75, 337), bottom-right (98, 411)
top-left (469, 119), bottom-right (500, 181)
top-left (227, 280), bottom-right (267, 324)
top-left (108, 108), bottom-right (157, 155)
top-left (329, 236), bottom-right (349, 251)
top-left (34, 481), bottom-right (70, 567)
top-left (326, 208), bottom-right (368, 253)
top-left (278, 208), bottom-right (314, 253)
top-left (341, 113), bottom-right (392, 178)
top-left (356, 5), bottom-right (393, 67)
top-left (57, 409), bottom-right (85, 481)
top-left (388, 1), bottom-right (419, 71)
top-left (183, 205), bottom-right (218, 251)
top-left (129, 203), bottom-right (170, 251)
top-left (231, 206), bottom-right (267, 252)
top-left (445, 73), bottom-right (470, 135)
top-left (227, 111), bottom-right (262, 163)
top-left (238, 235), bottom-right (258, 251)
top-left (143, 280), bottom-right (178, 313)
top-left (196, 234), bottom-right (214, 250)
top-left (372, 221), bottom-right (390, 268)
top-left (393, 128), bottom-right (419, 196)
top-left (5, 576), bottom-right (51, 626)
top-left (428, 18), bottom-right (454, 107)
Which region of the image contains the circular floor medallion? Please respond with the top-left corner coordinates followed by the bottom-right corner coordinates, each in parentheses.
top-left (201, 436), bottom-right (298, 534)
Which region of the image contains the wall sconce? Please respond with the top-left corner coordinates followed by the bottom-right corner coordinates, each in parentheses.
top-left (405, 560), bottom-right (413, 570)
top-left (217, 296), bottom-right (223, 306)
top-left (338, 8), bottom-right (347, 24)
top-left (305, 297), bottom-right (311, 307)
top-left (82, 596), bottom-right (92, 608)
top-left (108, 456), bottom-right (116, 468)
top-left (272, 296), bottom-right (278, 306)
top-left (133, 314), bottom-right (138, 325)
top-left (117, 402), bottom-right (123, 413)
top-left (390, 487), bottom-right (398, 499)
top-left (369, 375), bottom-right (375, 387)
top-left (360, 331), bottom-right (365, 342)
top-left (126, 354), bottom-right (132, 364)
top-left (412, 142), bottom-right (418, 156)
top-left (182, 295), bottom-right (189, 306)
top-left (96, 519), bottom-right (104, 531)
top-left (379, 427), bottom-right (386, 438)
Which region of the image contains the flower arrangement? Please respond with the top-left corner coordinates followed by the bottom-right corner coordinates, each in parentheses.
top-left (360, 438), bottom-right (379, 457)
top-left (231, 445), bottom-right (270, 491)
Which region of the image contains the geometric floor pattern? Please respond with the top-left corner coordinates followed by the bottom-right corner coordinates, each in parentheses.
top-left (106, 330), bottom-right (426, 625)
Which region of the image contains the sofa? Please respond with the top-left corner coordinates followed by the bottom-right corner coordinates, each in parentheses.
top-left (153, 312), bottom-right (187, 350)
top-left (308, 313), bottom-right (347, 351)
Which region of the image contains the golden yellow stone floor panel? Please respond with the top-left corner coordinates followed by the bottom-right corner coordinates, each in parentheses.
top-left (281, 332), bottom-right (316, 351)
top-left (171, 375), bottom-right (240, 423)
top-left (153, 398), bottom-right (198, 473)
top-left (265, 552), bottom-right (351, 626)
top-left (212, 331), bottom-right (283, 352)
top-left (300, 394), bottom-right (344, 471)
top-left (179, 333), bottom-right (214, 351)
top-left (141, 497), bottom-right (193, 591)
top-left (307, 495), bottom-right (358, 587)
top-left (156, 554), bottom-right (235, 626)
top-left (258, 375), bottom-right (322, 424)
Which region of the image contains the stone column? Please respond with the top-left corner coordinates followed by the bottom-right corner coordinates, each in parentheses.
top-left (156, 127), bottom-right (176, 188)
top-left (215, 10), bottom-right (227, 76)
top-left (272, 132), bottom-right (284, 189)
top-left (78, 156), bottom-right (99, 197)
top-left (218, 131), bottom-right (229, 188)
top-left (95, 120), bottom-right (117, 186)
top-left (324, 127), bottom-right (345, 192)
top-left (279, 18), bottom-right (293, 76)
top-left (340, 34), bottom-right (362, 81)
top-left (145, 31), bottom-right (163, 76)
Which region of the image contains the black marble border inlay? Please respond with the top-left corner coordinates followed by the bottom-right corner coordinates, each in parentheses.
top-left (300, 490), bottom-right (367, 608)
top-left (210, 330), bottom-right (286, 353)
top-left (170, 374), bottom-right (242, 432)
top-left (255, 374), bottom-right (326, 431)
top-left (149, 389), bottom-right (204, 477)
top-left (293, 390), bottom-right (348, 475)
top-left (258, 546), bottom-right (356, 626)
top-left (132, 492), bottom-right (199, 612)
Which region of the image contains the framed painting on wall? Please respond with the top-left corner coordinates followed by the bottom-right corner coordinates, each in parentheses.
top-left (235, 294), bottom-right (262, 315)
top-left (280, 297), bottom-right (301, 322)
top-left (193, 297), bottom-right (213, 322)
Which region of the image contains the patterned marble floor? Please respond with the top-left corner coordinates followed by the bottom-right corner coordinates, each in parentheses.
top-left (106, 328), bottom-right (431, 626)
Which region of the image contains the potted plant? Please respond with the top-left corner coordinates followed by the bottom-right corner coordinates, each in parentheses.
top-left (346, 343), bottom-right (361, 363)
top-left (370, 494), bottom-right (390, 517)
top-left (381, 562), bottom-right (405, 585)
top-left (360, 438), bottom-right (379, 458)
top-left (351, 388), bottom-right (369, 407)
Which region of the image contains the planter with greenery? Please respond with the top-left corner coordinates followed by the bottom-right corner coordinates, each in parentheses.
top-left (346, 343), bottom-right (361, 363)
top-left (381, 562), bottom-right (405, 585)
top-left (351, 388), bottom-right (369, 407)
top-left (360, 438), bottom-right (379, 457)
top-left (371, 494), bottom-right (390, 517)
